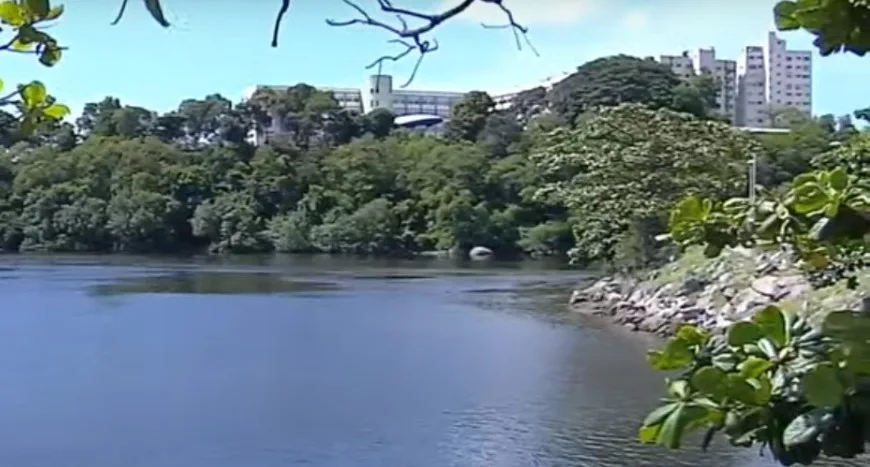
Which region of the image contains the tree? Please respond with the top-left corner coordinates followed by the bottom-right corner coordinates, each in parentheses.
top-left (774, 0), bottom-right (870, 56)
top-left (446, 91), bottom-right (495, 142)
top-left (546, 55), bottom-right (683, 125)
top-left (854, 106), bottom-right (870, 125)
top-left (531, 103), bottom-right (760, 263)
top-left (637, 4), bottom-right (870, 464)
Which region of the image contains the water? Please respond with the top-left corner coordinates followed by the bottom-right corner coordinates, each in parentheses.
top-left (0, 255), bottom-right (861, 467)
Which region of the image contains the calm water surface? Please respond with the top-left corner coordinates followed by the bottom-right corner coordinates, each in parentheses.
top-left (0, 255), bottom-right (861, 467)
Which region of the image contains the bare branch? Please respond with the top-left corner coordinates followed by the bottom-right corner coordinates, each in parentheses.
top-left (325, 0), bottom-right (535, 87)
top-left (271, 0), bottom-right (291, 47)
top-left (110, 0), bottom-right (130, 26)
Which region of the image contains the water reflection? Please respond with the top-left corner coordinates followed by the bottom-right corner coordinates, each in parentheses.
top-left (89, 271), bottom-right (343, 295)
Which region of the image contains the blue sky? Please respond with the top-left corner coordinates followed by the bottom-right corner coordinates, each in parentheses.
top-left (4, 0), bottom-right (867, 118)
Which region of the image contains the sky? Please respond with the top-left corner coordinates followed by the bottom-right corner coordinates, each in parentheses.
top-left (4, 0), bottom-right (867, 119)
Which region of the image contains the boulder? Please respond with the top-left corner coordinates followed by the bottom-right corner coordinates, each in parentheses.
top-left (468, 246), bottom-right (493, 260)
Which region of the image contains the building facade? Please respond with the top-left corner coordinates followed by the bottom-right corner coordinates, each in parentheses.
top-left (659, 49), bottom-right (738, 123)
top-left (764, 31), bottom-right (813, 119)
top-left (362, 74), bottom-right (465, 118)
top-left (737, 45), bottom-right (769, 127)
top-left (660, 32), bottom-right (812, 127)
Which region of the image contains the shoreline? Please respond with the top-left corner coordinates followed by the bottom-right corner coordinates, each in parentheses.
top-left (565, 247), bottom-right (862, 337)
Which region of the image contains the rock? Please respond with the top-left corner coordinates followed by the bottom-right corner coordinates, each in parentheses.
top-left (468, 246), bottom-right (493, 260)
top-left (569, 290), bottom-right (585, 305)
top-left (679, 274), bottom-right (709, 295)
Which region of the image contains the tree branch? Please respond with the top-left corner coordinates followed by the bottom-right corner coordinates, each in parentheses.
top-left (325, 0), bottom-right (535, 87)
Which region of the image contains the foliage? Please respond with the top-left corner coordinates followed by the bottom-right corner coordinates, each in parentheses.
top-left (641, 305), bottom-right (870, 465)
top-left (532, 103), bottom-right (759, 264)
top-left (774, 0), bottom-right (870, 56)
top-left (0, 0), bottom-right (70, 134)
top-left (545, 55), bottom-right (720, 125)
top-left (0, 85), bottom-right (580, 257)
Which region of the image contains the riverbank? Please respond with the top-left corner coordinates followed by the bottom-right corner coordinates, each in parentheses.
top-left (568, 246), bottom-right (869, 336)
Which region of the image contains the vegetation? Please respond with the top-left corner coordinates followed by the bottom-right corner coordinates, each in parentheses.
top-left (639, 2), bottom-right (870, 464)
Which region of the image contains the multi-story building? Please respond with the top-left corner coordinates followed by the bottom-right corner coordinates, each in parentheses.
top-left (659, 52), bottom-right (695, 79)
top-left (659, 49), bottom-right (737, 123)
top-left (736, 32), bottom-right (813, 127)
top-left (763, 31), bottom-right (813, 121)
top-left (736, 45), bottom-right (769, 127)
top-left (362, 74), bottom-right (464, 118)
top-left (693, 48), bottom-right (737, 123)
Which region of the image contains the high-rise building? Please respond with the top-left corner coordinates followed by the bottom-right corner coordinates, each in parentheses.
top-left (763, 31), bottom-right (813, 119)
top-left (693, 48), bottom-right (737, 123)
top-left (659, 49), bottom-right (738, 123)
top-left (736, 45), bottom-right (769, 127)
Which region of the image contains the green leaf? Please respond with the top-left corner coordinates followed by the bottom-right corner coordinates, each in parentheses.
top-left (38, 43), bottom-right (62, 67)
top-left (828, 167), bottom-right (849, 191)
top-left (654, 403), bottom-right (709, 449)
top-left (792, 184), bottom-right (829, 214)
top-left (691, 366), bottom-right (727, 397)
top-left (802, 363), bottom-right (843, 408)
top-left (0, 1), bottom-right (24, 26)
top-left (24, 0), bottom-right (49, 19)
top-left (44, 4), bottom-right (61, 20)
top-left (725, 374), bottom-right (759, 405)
top-left (647, 339), bottom-right (693, 371)
top-left (738, 356), bottom-right (773, 379)
top-left (144, 0), bottom-right (170, 27)
top-left (41, 103), bottom-right (69, 119)
top-left (675, 324), bottom-right (709, 347)
top-left (823, 310), bottom-right (870, 342)
top-left (727, 321), bottom-right (764, 346)
top-left (0, 77), bottom-right (4, 93)
top-left (642, 402), bottom-right (680, 427)
top-left (752, 305), bottom-right (788, 347)
top-left (782, 408), bottom-right (835, 447)
top-left (20, 81), bottom-right (47, 107)
top-left (773, 1), bottom-right (801, 30)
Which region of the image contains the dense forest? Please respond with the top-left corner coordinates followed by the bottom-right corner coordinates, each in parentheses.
top-left (0, 54), bottom-right (866, 263)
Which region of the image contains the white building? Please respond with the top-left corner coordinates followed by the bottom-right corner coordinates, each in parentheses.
top-left (659, 52), bottom-right (695, 79)
top-left (736, 32), bottom-right (813, 127)
top-left (763, 31), bottom-right (813, 120)
top-left (362, 74), bottom-right (464, 118)
top-left (659, 49), bottom-right (737, 123)
top-left (693, 48), bottom-right (737, 123)
top-left (736, 45), bottom-right (769, 127)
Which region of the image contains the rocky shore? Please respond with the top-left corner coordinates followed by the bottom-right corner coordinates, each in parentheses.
top-left (568, 247), bottom-right (864, 337)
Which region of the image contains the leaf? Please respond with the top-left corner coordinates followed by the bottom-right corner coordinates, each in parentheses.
top-left (642, 402), bottom-right (680, 427)
top-left (0, 1), bottom-right (23, 26)
top-left (727, 321), bottom-right (764, 346)
top-left (24, 0), bottom-right (49, 18)
top-left (802, 363), bottom-right (843, 408)
top-left (38, 43), bottom-right (61, 66)
top-left (45, 4), bottom-right (61, 20)
top-left (773, 1), bottom-right (801, 30)
top-left (0, 78), bottom-right (4, 93)
top-left (647, 339), bottom-right (693, 371)
top-left (655, 403), bottom-right (709, 449)
top-left (725, 374), bottom-right (759, 405)
top-left (828, 167), bottom-right (849, 191)
top-left (738, 356), bottom-right (773, 379)
top-left (41, 103), bottom-right (69, 119)
top-left (752, 305), bottom-right (788, 347)
top-left (675, 324), bottom-right (709, 347)
top-left (638, 424), bottom-right (660, 444)
top-left (691, 366), bottom-right (727, 397)
top-left (823, 310), bottom-right (870, 342)
top-left (782, 409), bottom-right (835, 447)
top-left (144, 0), bottom-right (170, 27)
top-left (20, 81), bottom-right (47, 107)
top-left (791, 183), bottom-right (829, 214)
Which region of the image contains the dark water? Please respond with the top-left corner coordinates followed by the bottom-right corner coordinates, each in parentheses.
top-left (0, 255), bottom-right (861, 467)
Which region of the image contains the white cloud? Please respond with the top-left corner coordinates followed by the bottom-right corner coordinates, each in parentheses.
top-left (620, 11), bottom-right (649, 30)
top-left (439, 0), bottom-right (600, 25)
